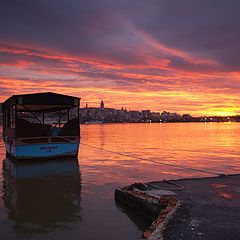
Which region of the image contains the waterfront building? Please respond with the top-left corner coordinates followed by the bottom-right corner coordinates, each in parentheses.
top-left (129, 111), bottom-right (142, 122)
top-left (142, 110), bottom-right (151, 122)
top-left (182, 114), bottom-right (192, 121)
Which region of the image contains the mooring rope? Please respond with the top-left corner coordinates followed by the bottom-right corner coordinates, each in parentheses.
top-left (80, 141), bottom-right (225, 177)
top-left (0, 139), bottom-right (225, 176)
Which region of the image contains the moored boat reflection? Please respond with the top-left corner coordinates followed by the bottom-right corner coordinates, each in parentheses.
top-left (2, 158), bottom-right (81, 236)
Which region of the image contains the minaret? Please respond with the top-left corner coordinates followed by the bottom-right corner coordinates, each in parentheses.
top-left (100, 100), bottom-right (104, 109)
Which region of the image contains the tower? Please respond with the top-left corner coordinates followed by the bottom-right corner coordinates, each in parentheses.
top-left (100, 100), bottom-right (104, 109)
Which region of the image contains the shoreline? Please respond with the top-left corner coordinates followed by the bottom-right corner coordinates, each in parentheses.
top-left (81, 121), bottom-right (239, 124)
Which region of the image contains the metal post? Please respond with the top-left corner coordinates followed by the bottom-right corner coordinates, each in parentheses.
top-left (78, 101), bottom-right (80, 122)
top-left (59, 110), bottom-right (61, 127)
top-left (14, 104), bottom-right (17, 138)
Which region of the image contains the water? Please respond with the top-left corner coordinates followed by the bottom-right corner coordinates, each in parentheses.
top-left (0, 123), bottom-right (239, 239)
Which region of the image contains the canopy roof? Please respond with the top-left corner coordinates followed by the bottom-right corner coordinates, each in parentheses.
top-left (2, 92), bottom-right (80, 111)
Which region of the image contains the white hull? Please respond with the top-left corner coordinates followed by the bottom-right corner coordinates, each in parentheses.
top-left (6, 142), bottom-right (79, 160)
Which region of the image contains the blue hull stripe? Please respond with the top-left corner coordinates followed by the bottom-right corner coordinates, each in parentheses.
top-left (12, 143), bottom-right (79, 158)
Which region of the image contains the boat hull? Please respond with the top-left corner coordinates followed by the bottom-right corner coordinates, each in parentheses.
top-left (5, 142), bottom-right (79, 160)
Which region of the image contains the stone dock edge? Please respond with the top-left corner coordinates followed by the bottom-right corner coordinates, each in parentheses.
top-left (115, 183), bottom-right (180, 240)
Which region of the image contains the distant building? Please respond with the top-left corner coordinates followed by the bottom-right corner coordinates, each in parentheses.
top-left (160, 111), bottom-right (181, 121)
top-left (142, 110), bottom-right (151, 122)
top-left (182, 114), bottom-right (192, 121)
top-left (129, 111), bottom-right (142, 122)
top-left (100, 100), bottom-right (104, 109)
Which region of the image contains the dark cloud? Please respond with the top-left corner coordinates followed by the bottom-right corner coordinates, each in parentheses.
top-left (0, 0), bottom-right (143, 65)
top-left (127, 0), bottom-right (240, 70)
top-left (1, 0), bottom-right (239, 70)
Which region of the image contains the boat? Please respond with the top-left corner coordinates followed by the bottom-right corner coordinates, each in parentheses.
top-left (1, 92), bottom-right (80, 160)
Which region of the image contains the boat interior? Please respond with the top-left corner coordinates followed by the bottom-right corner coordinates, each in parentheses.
top-left (2, 92), bottom-right (80, 145)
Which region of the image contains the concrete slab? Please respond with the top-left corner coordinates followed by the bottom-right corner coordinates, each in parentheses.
top-left (115, 174), bottom-right (240, 240)
top-left (154, 174), bottom-right (240, 240)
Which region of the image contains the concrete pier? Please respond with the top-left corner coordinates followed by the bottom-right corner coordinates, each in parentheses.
top-left (115, 174), bottom-right (240, 240)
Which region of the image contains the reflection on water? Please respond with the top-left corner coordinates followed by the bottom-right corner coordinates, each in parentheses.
top-left (2, 158), bottom-right (81, 236)
top-left (115, 197), bottom-right (152, 232)
top-left (80, 123), bottom-right (240, 185)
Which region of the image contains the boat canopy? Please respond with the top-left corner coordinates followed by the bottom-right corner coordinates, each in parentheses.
top-left (2, 92), bottom-right (80, 112)
top-left (2, 92), bottom-right (80, 142)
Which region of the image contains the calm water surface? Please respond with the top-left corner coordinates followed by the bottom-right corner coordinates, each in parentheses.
top-left (0, 123), bottom-right (239, 239)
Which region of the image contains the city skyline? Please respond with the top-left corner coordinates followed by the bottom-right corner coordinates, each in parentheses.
top-left (79, 100), bottom-right (239, 123)
top-left (0, 1), bottom-right (240, 116)
top-left (81, 100), bottom-right (239, 118)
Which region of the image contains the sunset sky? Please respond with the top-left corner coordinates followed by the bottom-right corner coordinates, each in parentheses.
top-left (0, 0), bottom-right (240, 116)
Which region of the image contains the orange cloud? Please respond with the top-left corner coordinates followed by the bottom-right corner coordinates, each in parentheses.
top-left (0, 43), bottom-right (239, 116)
